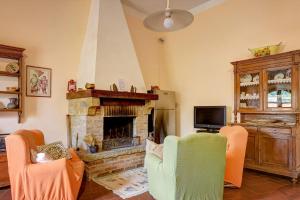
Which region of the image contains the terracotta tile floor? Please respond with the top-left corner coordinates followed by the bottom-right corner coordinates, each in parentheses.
top-left (1, 169), bottom-right (300, 200)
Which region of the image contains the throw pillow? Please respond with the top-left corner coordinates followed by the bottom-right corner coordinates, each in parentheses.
top-left (36, 141), bottom-right (72, 160)
top-left (30, 149), bottom-right (52, 163)
top-left (146, 139), bottom-right (163, 160)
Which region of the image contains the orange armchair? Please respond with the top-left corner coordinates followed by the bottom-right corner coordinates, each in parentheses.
top-left (5, 129), bottom-right (84, 200)
top-left (220, 126), bottom-right (248, 188)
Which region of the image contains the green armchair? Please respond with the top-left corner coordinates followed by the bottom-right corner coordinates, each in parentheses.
top-left (145, 133), bottom-right (227, 200)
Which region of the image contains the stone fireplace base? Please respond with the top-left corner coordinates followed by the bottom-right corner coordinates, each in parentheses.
top-left (79, 145), bottom-right (145, 180)
top-left (66, 89), bottom-right (158, 178)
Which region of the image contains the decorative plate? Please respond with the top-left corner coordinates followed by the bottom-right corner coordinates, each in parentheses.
top-left (240, 74), bottom-right (252, 83)
top-left (253, 74), bottom-right (259, 82)
top-left (5, 62), bottom-right (19, 73)
top-left (274, 72), bottom-right (285, 80)
top-left (249, 42), bottom-right (281, 57)
top-left (286, 69), bottom-right (291, 78)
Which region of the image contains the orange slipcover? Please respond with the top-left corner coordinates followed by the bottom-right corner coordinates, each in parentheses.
top-left (5, 129), bottom-right (84, 200)
top-left (220, 126), bottom-right (248, 188)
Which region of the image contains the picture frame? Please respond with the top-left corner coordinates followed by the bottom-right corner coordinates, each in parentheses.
top-left (0, 134), bottom-right (9, 152)
top-left (26, 65), bottom-right (52, 97)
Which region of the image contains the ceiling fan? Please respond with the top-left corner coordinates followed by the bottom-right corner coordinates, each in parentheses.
top-left (143, 0), bottom-right (194, 32)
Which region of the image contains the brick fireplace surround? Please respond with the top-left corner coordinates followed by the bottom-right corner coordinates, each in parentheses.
top-left (67, 89), bottom-right (158, 179)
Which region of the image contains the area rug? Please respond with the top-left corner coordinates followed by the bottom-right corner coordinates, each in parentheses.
top-left (93, 167), bottom-right (148, 199)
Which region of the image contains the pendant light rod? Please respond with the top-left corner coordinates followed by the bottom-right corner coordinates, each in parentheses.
top-left (166, 0), bottom-right (170, 9)
top-left (143, 0), bottom-right (194, 32)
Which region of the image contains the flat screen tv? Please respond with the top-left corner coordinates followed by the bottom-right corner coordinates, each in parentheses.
top-left (194, 106), bottom-right (226, 132)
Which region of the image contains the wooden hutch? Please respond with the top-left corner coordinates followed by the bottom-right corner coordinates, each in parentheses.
top-left (232, 50), bottom-right (300, 183)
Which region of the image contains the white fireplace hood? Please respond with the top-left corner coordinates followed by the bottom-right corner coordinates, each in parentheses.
top-left (78, 0), bottom-right (146, 92)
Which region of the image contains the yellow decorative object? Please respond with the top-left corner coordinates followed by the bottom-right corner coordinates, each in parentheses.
top-left (249, 42), bottom-right (282, 57)
top-left (85, 83), bottom-right (95, 89)
top-left (83, 134), bottom-right (96, 146)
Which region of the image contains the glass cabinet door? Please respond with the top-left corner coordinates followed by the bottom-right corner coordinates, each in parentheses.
top-left (238, 72), bottom-right (261, 110)
top-left (266, 67), bottom-right (292, 109)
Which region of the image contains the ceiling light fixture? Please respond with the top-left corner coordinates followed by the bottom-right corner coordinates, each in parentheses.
top-left (143, 0), bottom-right (194, 32)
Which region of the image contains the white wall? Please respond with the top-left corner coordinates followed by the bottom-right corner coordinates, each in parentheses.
top-left (125, 14), bottom-right (168, 90)
top-left (78, 0), bottom-right (99, 88)
top-left (78, 0), bottom-right (146, 92)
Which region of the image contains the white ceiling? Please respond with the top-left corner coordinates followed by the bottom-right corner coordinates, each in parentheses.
top-left (122, 0), bottom-right (222, 16)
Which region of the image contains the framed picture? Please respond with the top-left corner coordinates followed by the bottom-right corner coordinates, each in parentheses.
top-left (0, 134), bottom-right (9, 152)
top-left (26, 65), bottom-right (52, 97)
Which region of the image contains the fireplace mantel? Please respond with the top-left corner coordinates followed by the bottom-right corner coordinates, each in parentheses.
top-left (66, 89), bottom-right (158, 100)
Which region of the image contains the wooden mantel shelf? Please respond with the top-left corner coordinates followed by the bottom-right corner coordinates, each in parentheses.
top-left (66, 89), bottom-right (158, 101)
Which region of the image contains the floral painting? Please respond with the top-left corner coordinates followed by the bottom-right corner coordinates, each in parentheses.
top-left (26, 65), bottom-right (51, 97)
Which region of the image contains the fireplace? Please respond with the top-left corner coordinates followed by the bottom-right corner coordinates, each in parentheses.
top-left (103, 116), bottom-right (139, 150)
top-left (67, 89), bottom-right (158, 179)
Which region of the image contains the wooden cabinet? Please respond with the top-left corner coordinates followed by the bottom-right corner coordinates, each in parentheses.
top-left (232, 50), bottom-right (300, 182)
top-left (244, 127), bottom-right (259, 165)
top-left (259, 128), bottom-right (291, 169)
top-left (0, 44), bottom-right (25, 123)
top-left (0, 153), bottom-right (9, 188)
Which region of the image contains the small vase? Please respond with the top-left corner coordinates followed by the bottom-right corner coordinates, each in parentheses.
top-left (7, 98), bottom-right (18, 109)
top-left (89, 145), bottom-right (98, 153)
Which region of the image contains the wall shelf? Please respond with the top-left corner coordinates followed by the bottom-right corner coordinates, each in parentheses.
top-left (0, 91), bottom-right (21, 95)
top-left (0, 44), bottom-right (25, 123)
top-left (0, 108), bottom-right (21, 112)
top-left (0, 71), bottom-right (19, 77)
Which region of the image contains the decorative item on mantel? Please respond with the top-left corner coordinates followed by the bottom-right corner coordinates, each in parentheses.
top-left (151, 85), bottom-right (160, 91)
top-left (110, 83), bottom-right (118, 92)
top-left (85, 83), bottom-right (95, 90)
top-left (249, 42), bottom-right (282, 57)
top-left (67, 79), bottom-right (77, 92)
top-left (83, 134), bottom-right (98, 153)
top-left (130, 85), bottom-right (137, 93)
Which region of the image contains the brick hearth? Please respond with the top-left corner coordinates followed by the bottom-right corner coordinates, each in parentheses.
top-left (79, 145), bottom-right (145, 179)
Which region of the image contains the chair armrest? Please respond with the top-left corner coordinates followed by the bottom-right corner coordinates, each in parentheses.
top-left (68, 148), bottom-right (81, 161)
top-left (145, 153), bottom-right (176, 199)
top-left (26, 158), bottom-right (67, 176)
top-left (145, 153), bottom-right (163, 170)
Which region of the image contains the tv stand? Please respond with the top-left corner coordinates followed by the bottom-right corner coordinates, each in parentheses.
top-left (196, 128), bottom-right (220, 133)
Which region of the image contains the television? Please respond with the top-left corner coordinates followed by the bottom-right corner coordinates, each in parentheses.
top-left (194, 106), bottom-right (226, 132)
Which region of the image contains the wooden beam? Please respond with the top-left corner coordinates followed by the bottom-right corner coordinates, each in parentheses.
top-left (66, 89), bottom-right (158, 101)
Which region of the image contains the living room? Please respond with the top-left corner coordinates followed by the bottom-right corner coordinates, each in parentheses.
top-left (1, 0), bottom-right (300, 199)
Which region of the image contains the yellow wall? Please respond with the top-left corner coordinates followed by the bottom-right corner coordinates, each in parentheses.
top-left (161, 0), bottom-right (300, 136)
top-left (1, 0), bottom-right (300, 142)
top-left (125, 14), bottom-right (169, 90)
top-left (0, 0), bottom-right (90, 143)
top-left (125, 0), bottom-right (300, 136)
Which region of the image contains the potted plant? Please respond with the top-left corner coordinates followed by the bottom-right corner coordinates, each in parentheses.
top-left (83, 134), bottom-right (98, 153)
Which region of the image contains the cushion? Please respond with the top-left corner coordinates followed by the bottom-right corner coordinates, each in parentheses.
top-left (31, 149), bottom-right (52, 163)
top-left (36, 141), bottom-right (72, 160)
top-left (146, 139), bottom-right (163, 160)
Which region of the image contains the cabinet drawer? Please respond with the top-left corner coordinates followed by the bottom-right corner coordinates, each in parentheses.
top-left (260, 128), bottom-right (291, 136)
top-left (245, 126), bottom-right (258, 133)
